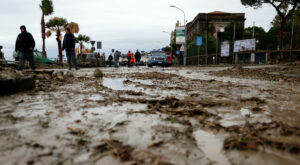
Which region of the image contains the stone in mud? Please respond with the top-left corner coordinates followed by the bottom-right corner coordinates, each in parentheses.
top-left (66, 71), bottom-right (74, 77)
top-left (94, 69), bottom-right (103, 78)
top-left (56, 71), bottom-right (64, 80)
top-left (0, 71), bottom-right (35, 95)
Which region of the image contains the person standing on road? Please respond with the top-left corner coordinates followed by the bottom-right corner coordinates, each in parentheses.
top-left (135, 49), bottom-right (141, 66)
top-left (63, 27), bottom-right (79, 70)
top-left (114, 50), bottom-right (120, 67)
top-left (127, 51), bottom-right (131, 67)
top-left (15, 25), bottom-right (36, 70)
top-left (108, 53), bottom-right (113, 67)
top-left (130, 52), bottom-right (135, 66)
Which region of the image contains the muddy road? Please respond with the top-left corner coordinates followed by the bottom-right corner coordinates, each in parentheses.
top-left (0, 66), bottom-right (300, 165)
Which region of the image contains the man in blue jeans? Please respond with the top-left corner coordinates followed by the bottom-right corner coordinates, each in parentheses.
top-left (15, 25), bottom-right (36, 70)
top-left (63, 27), bottom-right (79, 70)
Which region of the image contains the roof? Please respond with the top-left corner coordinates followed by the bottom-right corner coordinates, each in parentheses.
top-left (209, 11), bottom-right (230, 14)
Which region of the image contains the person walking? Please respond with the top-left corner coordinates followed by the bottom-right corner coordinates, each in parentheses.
top-left (15, 25), bottom-right (36, 70)
top-left (108, 53), bottom-right (113, 67)
top-left (63, 27), bottom-right (79, 70)
top-left (114, 50), bottom-right (120, 67)
top-left (127, 51), bottom-right (131, 67)
top-left (135, 49), bottom-right (141, 66)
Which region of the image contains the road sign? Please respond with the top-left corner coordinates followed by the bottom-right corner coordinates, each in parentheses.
top-left (180, 44), bottom-right (184, 51)
top-left (97, 41), bottom-right (102, 49)
top-left (221, 41), bottom-right (230, 57)
top-left (176, 27), bottom-right (185, 44)
top-left (90, 41), bottom-right (96, 46)
top-left (196, 36), bottom-right (202, 46)
top-left (234, 39), bottom-right (256, 52)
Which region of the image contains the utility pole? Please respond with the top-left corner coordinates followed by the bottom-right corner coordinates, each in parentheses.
top-left (205, 14), bottom-right (208, 65)
top-left (233, 23), bottom-right (236, 64)
top-left (253, 21), bottom-right (255, 39)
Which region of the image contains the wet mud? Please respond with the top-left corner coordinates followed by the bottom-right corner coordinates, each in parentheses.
top-left (0, 65), bottom-right (300, 165)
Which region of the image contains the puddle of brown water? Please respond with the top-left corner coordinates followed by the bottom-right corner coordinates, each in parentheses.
top-left (194, 130), bottom-right (230, 165)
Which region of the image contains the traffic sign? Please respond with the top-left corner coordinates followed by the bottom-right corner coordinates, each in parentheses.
top-left (196, 36), bottom-right (202, 46)
top-left (180, 44), bottom-right (184, 51)
top-left (97, 41), bottom-right (102, 49)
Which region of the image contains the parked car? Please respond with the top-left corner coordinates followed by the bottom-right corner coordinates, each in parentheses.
top-left (119, 54), bottom-right (129, 66)
top-left (13, 50), bottom-right (54, 65)
top-left (147, 51), bottom-right (170, 67)
top-left (77, 53), bottom-right (105, 67)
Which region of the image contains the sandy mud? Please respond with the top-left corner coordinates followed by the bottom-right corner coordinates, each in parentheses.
top-left (0, 65), bottom-right (300, 165)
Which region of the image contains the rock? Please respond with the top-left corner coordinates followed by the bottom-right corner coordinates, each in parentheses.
top-left (66, 71), bottom-right (74, 77)
top-left (36, 74), bottom-right (45, 79)
top-left (94, 69), bottom-right (103, 78)
top-left (56, 71), bottom-right (64, 81)
top-left (0, 71), bottom-right (35, 95)
top-left (232, 65), bottom-right (243, 71)
top-left (279, 78), bottom-right (284, 83)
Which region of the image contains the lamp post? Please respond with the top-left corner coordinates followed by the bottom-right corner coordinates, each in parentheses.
top-left (170, 5), bottom-right (186, 26)
top-left (170, 5), bottom-right (187, 65)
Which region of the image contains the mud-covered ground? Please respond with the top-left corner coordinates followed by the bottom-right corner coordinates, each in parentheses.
top-left (0, 65), bottom-right (300, 165)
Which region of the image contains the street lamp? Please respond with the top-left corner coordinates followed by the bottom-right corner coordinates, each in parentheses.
top-left (170, 5), bottom-right (187, 65)
top-left (170, 5), bottom-right (186, 26)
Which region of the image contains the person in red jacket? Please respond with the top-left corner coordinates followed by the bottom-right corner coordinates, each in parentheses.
top-left (127, 51), bottom-right (131, 67)
top-left (130, 52), bottom-right (135, 65)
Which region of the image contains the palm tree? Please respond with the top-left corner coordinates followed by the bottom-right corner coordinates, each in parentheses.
top-left (46, 17), bottom-right (68, 63)
top-left (75, 34), bottom-right (91, 53)
top-left (40, 0), bottom-right (54, 57)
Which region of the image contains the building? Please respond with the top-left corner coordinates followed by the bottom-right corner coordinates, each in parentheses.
top-left (185, 11), bottom-right (246, 65)
top-left (186, 11), bottom-right (246, 41)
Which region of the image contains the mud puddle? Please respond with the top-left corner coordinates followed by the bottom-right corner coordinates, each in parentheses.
top-left (194, 130), bottom-right (230, 165)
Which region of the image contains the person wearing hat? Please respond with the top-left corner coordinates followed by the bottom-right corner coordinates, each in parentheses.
top-left (63, 27), bottom-right (79, 70)
top-left (15, 25), bottom-right (36, 70)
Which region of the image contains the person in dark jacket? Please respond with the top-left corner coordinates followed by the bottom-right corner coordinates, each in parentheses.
top-left (135, 49), bottom-right (141, 66)
top-left (114, 50), bottom-right (120, 67)
top-left (15, 25), bottom-right (35, 70)
top-left (108, 53), bottom-right (113, 67)
top-left (63, 27), bottom-right (79, 70)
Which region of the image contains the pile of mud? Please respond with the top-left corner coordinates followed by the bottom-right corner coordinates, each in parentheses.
top-left (211, 65), bottom-right (300, 82)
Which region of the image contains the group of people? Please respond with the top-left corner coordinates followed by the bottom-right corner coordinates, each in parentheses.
top-left (108, 49), bottom-right (141, 67)
top-left (127, 50), bottom-right (141, 67)
top-left (15, 25), bottom-right (79, 71)
top-left (108, 50), bottom-right (121, 67)
top-left (15, 25), bottom-right (144, 70)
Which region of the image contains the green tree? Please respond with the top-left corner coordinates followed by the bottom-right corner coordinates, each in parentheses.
top-left (40, 0), bottom-right (54, 57)
top-left (75, 34), bottom-right (91, 53)
top-left (46, 17), bottom-right (68, 63)
top-left (223, 22), bottom-right (244, 41)
top-left (162, 46), bottom-right (171, 52)
top-left (241, 0), bottom-right (300, 50)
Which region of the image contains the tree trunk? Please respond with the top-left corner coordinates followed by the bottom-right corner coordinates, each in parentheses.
top-left (41, 14), bottom-right (47, 57)
top-left (277, 19), bottom-right (286, 51)
top-left (56, 29), bottom-right (63, 63)
top-left (80, 43), bottom-right (83, 53)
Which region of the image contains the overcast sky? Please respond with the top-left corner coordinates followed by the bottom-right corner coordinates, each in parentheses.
top-left (0, 0), bottom-right (276, 60)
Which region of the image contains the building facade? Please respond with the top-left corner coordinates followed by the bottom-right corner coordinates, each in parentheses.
top-left (186, 11), bottom-right (245, 41)
top-left (185, 11), bottom-right (246, 65)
